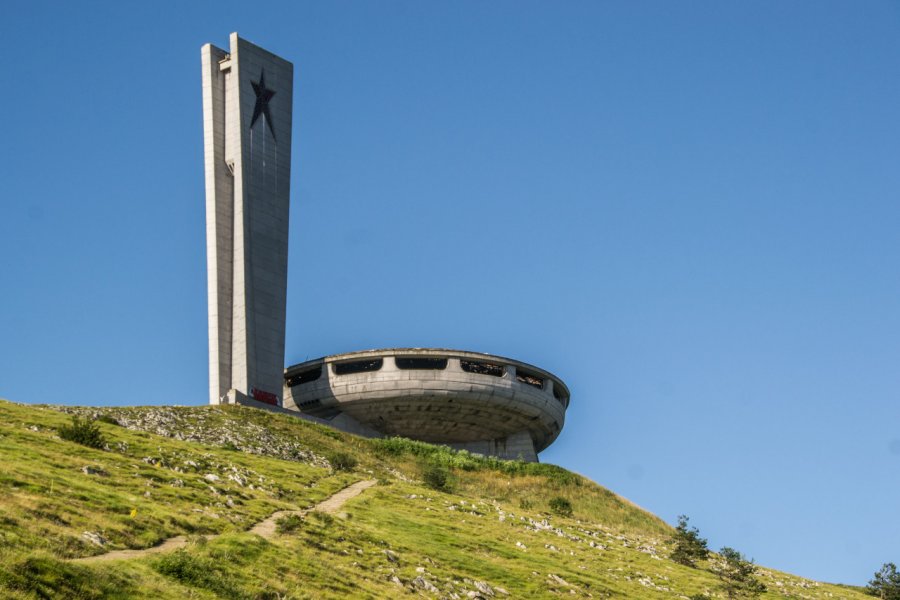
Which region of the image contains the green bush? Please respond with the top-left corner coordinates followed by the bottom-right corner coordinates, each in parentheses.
top-left (327, 451), bottom-right (358, 471)
top-left (669, 515), bottom-right (709, 568)
top-left (372, 437), bottom-right (581, 484)
top-left (309, 511), bottom-right (334, 526)
top-left (715, 547), bottom-right (766, 599)
top-left (549, 496), bottom-right (573, 517)
top-left (0, 554), bottom-right (134, 599)
top-left (154, 549), bottom-right (243, 598)
top-left (275, 514), bottom-right (304, 534)
top-left (867, 562), bottom-right (900, 600)
top-left (422, 462), bottom-right (452, 492)
top-left (57, 416), bottom-right (105, 449)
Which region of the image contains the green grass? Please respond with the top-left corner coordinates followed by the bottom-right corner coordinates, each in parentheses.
top-left (0, 398), bottom-right (870, 599)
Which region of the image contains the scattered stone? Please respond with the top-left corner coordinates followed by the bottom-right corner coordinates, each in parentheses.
top-left (81, 531), bottom-right (106, 547)
top-left (203, 473), bottom-right (220, 482)
top-left (474, 581), bottom-right (494, 596)
top-left (81, 465), bottom-right (106, 476)
top-left (416, 566), bottom-right (426, 573)
top-left (384, 549), bottom-right (399, 563)
top-left (412, 576), bottom-right (439, 593)
top-left (171, 479), bottom-right (184, 488)
top-left (57, 406), bottom-right (329, 468)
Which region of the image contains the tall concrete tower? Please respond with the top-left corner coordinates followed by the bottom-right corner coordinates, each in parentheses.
top-left (201, 33), bottom-right (293, 406)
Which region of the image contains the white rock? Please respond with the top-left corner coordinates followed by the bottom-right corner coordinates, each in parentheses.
top-left (475, 581), bottom-right (494, 596)
top-left (81, 531), bottom-right (106, 547)
top-left (412, 576), bottom-right (439, 593)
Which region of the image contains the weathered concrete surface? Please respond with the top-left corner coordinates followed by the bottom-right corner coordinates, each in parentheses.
top-left (203, 33), bottom-right (293, 408)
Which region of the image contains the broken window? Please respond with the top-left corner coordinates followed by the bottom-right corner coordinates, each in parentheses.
top-left (552, 384), bottom-right (569, 406)
top-left (460, 359), bottom-right (505, 377)
top-left (285, 366), bottom-right (322, 387)
top-left (395, 357), bottom-right (448, 370)
top-left (332, 358), bottom-right (383, 375)
top-left (516, 368), bottom-right (544, 389)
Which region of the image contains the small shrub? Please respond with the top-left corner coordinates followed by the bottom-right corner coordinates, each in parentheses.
top-left (549, 497), bottom-right (573, 517)
top-left (519, 498), bottom-right (534, 510)
top-left (154, 549), bottom-right (243, 598)
top-left (155, 549), bottom-right (213, 586)
top-left (275, 514), bottom-right (304, 534)
top-left (0, 554), bottom-right (135, 598)
top-left (58, 416), bottom-right (105, 449)
top-left (714, 547), bottom-right (766, 599)
top-left (670, 515), bottom-right (709, 568)
top-left (327, 451), bottom-right (358, 471)
top-left (422, 462), bottom-right (452, 492)
top-left (867, 562), bottom-right (900, 600)
top-left (310, 511), bottom-right (334, 526)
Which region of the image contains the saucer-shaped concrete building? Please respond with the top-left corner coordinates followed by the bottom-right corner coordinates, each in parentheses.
top-left (283, 349), bottom-right (569, 462)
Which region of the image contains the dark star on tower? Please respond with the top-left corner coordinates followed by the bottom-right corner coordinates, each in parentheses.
top-left (250, 70), bottom-right (276, 140)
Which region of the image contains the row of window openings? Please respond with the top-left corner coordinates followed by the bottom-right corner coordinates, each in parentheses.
top-left (285, 357), bottom-right (568, 404)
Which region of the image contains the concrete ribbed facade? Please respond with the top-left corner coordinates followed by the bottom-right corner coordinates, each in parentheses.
top-left (283, 349), bottom-right (569, 461)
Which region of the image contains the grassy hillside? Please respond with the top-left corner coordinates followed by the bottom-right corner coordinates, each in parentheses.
top-left (0, 399), bottom-right (867, 599)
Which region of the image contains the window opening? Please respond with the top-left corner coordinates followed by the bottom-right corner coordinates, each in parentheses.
top-left (333, 358), bottom-right (383, 375)
top-left (460, 359), bottom-right (505, 377)
top-left (395, 357), bottom-right (448, 370)
top-left (286, 366), bottom-right (322, 387)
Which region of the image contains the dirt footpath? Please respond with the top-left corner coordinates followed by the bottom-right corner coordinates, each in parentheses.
top-left (71, 479), bottom-right (377, 563)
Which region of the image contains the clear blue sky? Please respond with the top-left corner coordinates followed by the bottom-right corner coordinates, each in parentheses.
top-left (1, 0), bottom-right (898, 586)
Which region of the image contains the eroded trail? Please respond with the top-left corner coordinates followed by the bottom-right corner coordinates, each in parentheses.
top-left (71, 479), bottom-right (377, 563)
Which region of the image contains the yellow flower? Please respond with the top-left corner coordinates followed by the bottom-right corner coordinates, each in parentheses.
top-left (130, 508), bottom-right (138, 518)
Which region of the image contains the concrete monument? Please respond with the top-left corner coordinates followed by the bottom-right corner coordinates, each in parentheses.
top-left (202, 34), bottom-right (568, 461)
top-left (202, 33), bottom-right (293, 407)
